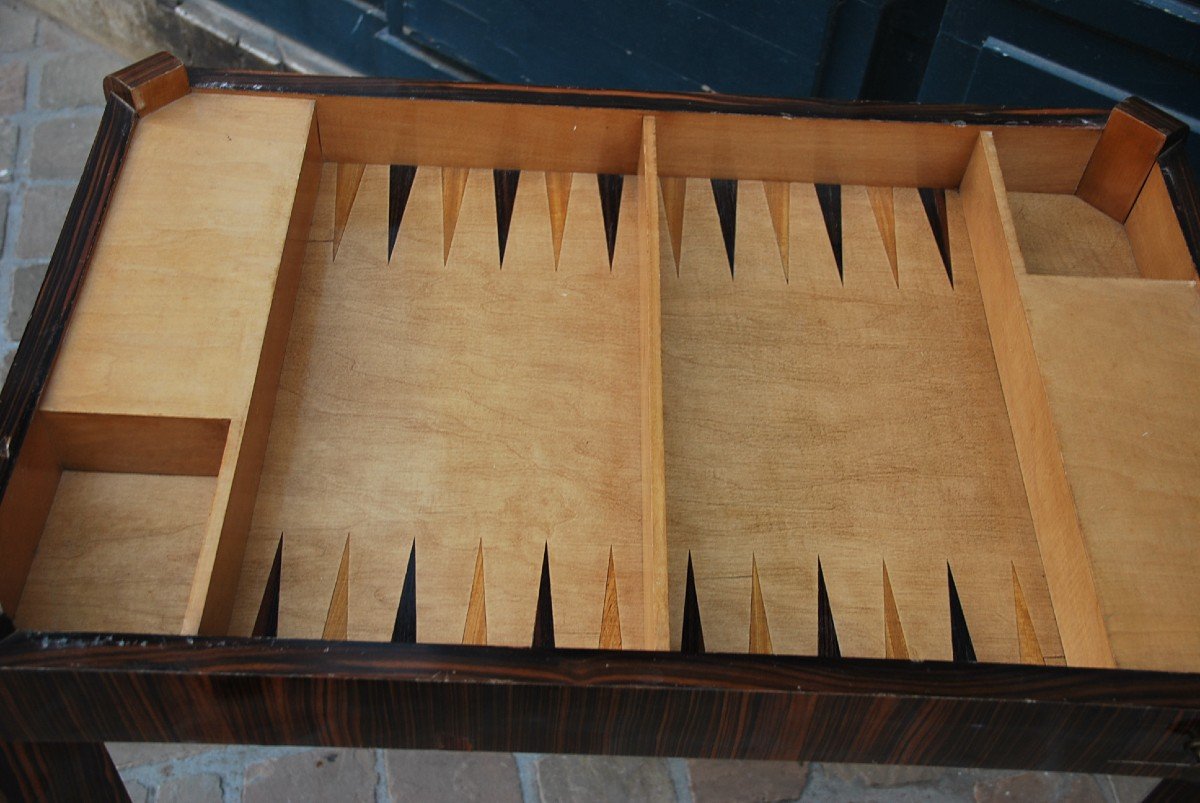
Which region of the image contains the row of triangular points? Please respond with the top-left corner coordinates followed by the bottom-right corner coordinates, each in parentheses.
top-left (251, 536), bottom-right (1038, 663)
top-left (661, 179), bottom-right (953, 284)
top-left (333, 164), bottom-right (624, 269)
top-left (334, 164), bottom-right (953, 284)
top-left (251, 535), bottom-right (607, 649)
top-left (678, 555), bottom-right (1026, 661)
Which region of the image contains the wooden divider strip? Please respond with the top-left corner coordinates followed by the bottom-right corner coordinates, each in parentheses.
top-left (960, 132), bottom-right (1113, 668)
top-left (638, 116), bottom-right (669, 650)
top-left (186, 115), bottom-right (323, 636)
top-left (40, 412), bottom-right (228, 476)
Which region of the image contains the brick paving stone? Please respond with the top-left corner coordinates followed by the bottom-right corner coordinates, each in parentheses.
top-left (0, 120), bottom-right (16, 183)
top-left (121, 778), bottom-right (150, 803)
top-left (35, 13), bottom-right (77, 52)
top-left (7, 261), bottom-right (46, 340)
top-left (386, 750), bottom-right (522, 802)
top-left (156, 772), bottom-right (224, 802)
top-left (107, 742), bottom-right (219, 769)
top-left (973, 771), bottom-right (1108, 802)
top-left (1106, 775), bottom-right (1159, 803)
top-left (39, 50), bottom-right (123, 109)
top-left (0, 61), bottom-right (27, 116)
top-left (243, 748), bottom-right (376, 802)
top-left (0, 1), bottom-right (39, 52)
top-left (821, 762), bottom-right (953, 788)
top-left (534, 755), bottom-right (674, 803)
top-left (16, 183), bottom-right (73, 259)
top-left (29, 112), bottom-right (101, 180)
top-left (688, 759), bottom-right (809, 803)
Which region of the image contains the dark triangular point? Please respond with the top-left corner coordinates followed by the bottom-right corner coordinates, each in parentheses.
top-left (817, 559), bottom-right (840, 658)
top-left (252, 535), bottom-right (283, 638)
top-left (388, 165), bottom-right (417, 261)
top-left (391, 541), bottom-right (417, 643)
top-left (597, 173), bottom-right (624, 267)
top-left (681, 552), bottom-right (705, 654)
top-left (948, 563), bottom-right (976, 662)
top-left (532, 543), bottom-right (555, 648)
top-left (494, 169), bottom-right (520, 265)
top-left (815, 183), bottom-right (843, 281)
top-left (919, 187), bottom-right (952, 286)
top-left (710, 178), bottom-right (738, 276)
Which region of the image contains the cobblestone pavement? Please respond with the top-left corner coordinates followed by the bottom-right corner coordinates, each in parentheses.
top-left (0, 1), bottom-right (1167, 800)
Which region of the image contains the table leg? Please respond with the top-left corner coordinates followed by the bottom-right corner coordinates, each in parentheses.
top-left (0, 741), bottom-right (130, 802)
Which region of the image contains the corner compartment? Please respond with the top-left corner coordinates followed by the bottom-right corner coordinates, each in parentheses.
top-left (13, 414), bottom-right (227, 633)
top-left (962, 131), bottom-right (1200, 671)
top-left (0, 90), bottom-right (319, 636)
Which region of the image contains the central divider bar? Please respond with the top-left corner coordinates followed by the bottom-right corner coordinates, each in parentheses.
top-left (637, 116), bottom-right (670, 650)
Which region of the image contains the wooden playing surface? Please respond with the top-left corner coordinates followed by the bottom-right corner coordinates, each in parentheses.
top-left (226, 163), bottom-right (647, 649)
top-left (659, 179), bottom-right (1062, 662)
top-left (4, 90), bottom-right (1199, 674)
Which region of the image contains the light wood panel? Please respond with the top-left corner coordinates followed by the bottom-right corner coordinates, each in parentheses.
top-left (1020, 275), bottom-right (1200, 670)
top-left (1126, 167), bottom-right (1197, 281)
top-left (293, 94), bottom-right (1098, 193)
top-left (40, 93), bottom-right (316, 421)
top-left (660, 174), bottom-right (1063, 662)
top-left (961, 133), bottom-right (1113, 667)
top-left (40, 412), bottom-right (228, 476)
top-left (29, 91), bottom-right (318, 636)
top-left (638, 117), bottom-right (669, 650)
top-left (16, 471), bottom-right (215, 633)
top-left (1009, 193), bottom-right (1139, 279)
top-left (227, 162), bottom-right (646, 649)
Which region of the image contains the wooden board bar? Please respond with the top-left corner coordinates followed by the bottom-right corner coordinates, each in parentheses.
top-left (189, 73), bottom-right (1103, 194)
top-left (638, 116), bottom-right (669, 650)
top-left (960, 132), bottom-right (1113, 668)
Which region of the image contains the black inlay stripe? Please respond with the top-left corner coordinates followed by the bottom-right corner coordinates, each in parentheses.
top-left (494, 169), bottom-right (520, 265)
top-left (388, 165), bottom-right (417, 261)
top-left (681, 552), bottom-right (705, 654)
top-left (948, 564), bottom-right (977, 663)
top-left (814, 184), bottom-right (842, 281)
top-left (532, 543), bottom-right (555, 649)
top-left (391, 541), bottom-right (417, 644)
top-left (252, 536), bottom-right (283, 639)
top-left (711, 178), bottom-right (737, 276)
top-left (597, 174), bottom-right (624, 267)
top-left (817, 559), bottom-right (840, 659)
top-left (919, 187), bottom-right (952, 286)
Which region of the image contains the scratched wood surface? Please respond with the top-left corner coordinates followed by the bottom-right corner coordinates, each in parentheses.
top-left (227, 163), bottom-right (647, 650)
top-left (659, 177), bottom-right (1065, 663)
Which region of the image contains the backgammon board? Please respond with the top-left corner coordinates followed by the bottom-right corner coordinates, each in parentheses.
top-left (0, 53), bottom-right (1198, 800)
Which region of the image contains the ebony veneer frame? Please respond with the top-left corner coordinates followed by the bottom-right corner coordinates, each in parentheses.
top-left (1, 54), bottom-right (1199, 802)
